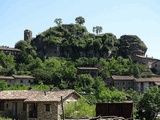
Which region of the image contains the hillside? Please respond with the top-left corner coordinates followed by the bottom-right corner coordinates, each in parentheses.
top-left (29, 24), bottom-right (147, 59)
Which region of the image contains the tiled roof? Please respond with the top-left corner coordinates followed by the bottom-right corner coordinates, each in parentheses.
top-left (0, 90), bottom-right (80, 102)
top-left (135, 55), bottom-right (158, 60)
top-left (135, 77), bottom-right (160, 82)
top-left (0, 46), bottom-right (21, 52)
top-left (112, 75), bottom-right (134, 80)
top-left (0, 76), bottom-right (14, 80)
top-left (154, 82), bottom-right (160, 86)
top-left (77, 67), bottom-right (98, 70)
top-left (13, 75), bottom-right (35, 79)
top-left (0, 75), bottom-right (35, 80)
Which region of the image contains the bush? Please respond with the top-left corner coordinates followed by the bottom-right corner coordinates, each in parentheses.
top-left (64, 98), bottom-right (95, 118)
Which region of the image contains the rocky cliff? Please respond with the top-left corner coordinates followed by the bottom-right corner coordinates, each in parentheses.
top-left (30, 24), bottom-right (147, 59)
top-left (119, 35), bottom-right (147, 58)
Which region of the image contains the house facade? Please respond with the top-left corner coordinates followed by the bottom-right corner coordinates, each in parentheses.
top-left (0, 75), bottom-right (35, 86)
top-left (111, 75), bottom-right (160, 93)
top-left (132, 55), bottom-right (158, 68)
top-left (0, 90), bottom-right (80, 120)
top-left (112, 75), bottom-right (135, 91)
top-left (135, 77), bottom-right (160, 93)
top-left (151, 60), bottom-right (160, 74)
top-left (0, 46), bottom-right (21, 58)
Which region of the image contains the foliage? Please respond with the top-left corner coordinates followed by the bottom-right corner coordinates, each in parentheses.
top-left (0, 81), bottom-right (7, 90)
top-left (75, 74), bottom-right (94, 93)
top-left (0, 81), bottom-right (52, 91)
top-left (54, 18), bottom-right (62, 26)
top-left (32, 81), bottom-right (50, 91)
top-left (93, 77), bottom-right (126, 103)
top-left (6, 83), bottom-right (29, 90)
top-left (139, 86), bottom-right (160, 120)
top-left (93, 26), bottom-right (103, 35)
top-left (64, 98), bottom-right (95, 118)
top-left (126, 89), bottom-right (143, 119)
top-left (75, 16), bottom-right (85, 25)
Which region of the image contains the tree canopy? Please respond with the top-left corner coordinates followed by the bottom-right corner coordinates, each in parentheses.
top-left (139, 86), bottom-right (160, 120)
top-left (54, 18), bottom-right (62, 26)
top-left (75, 16), bottom-right (85, 25)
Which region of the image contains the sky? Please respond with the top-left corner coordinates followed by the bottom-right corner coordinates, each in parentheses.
top-left (0, 0), bottom-right (160, 59)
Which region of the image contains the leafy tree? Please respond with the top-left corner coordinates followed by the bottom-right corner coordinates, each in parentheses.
top-left (0, 81), bottom-right (7, 90)
top-left (132, 66), bottom-right (141, 78)
top-left (75, 74), bottom-right (94, 93)
top-left (64, 98), bottom-right (95, 118)
top-left (93, 26), bottom-right (102, 35)
top-left (28, 57), bottom-right (43, 71)
top-left (139, 86), bottom-right (160, 120)
top-left (0, 52), bottom-right (15, 68)
top-left (32, 81), bottom-right (50, 91)
top-left (6, 83), bottom-right (29, 90)
top-left (75, 16), bottom-right (85, 25)
top-left (93, 77), bottom-right (126, 103)
top-left (54, 18), bottom-right (62, 26)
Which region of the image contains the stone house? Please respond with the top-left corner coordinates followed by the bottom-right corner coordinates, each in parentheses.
top-left (0, 46), bottom-right (21, 59)
top-left (111, 75), bottom-right (135, 91)
top-left (111, 75), bottom-right (160, 93)
top-left (135, 77), bottom-right (160, 93)
top-left (151, 60), bottom-right (160, 74)
top-left (0, 90), bottom-right (81, 120)
top-left (132, 55), bottom-right (158, 68)
top-left (0, 75), bottom-right (35, 86)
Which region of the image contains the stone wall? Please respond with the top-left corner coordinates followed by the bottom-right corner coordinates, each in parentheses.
top-left (24, 29), bottom-right (32, 40)
top-left (0, 100), bottom-right (27, 120)
top-left (27, 102), bottom-right (58, 120)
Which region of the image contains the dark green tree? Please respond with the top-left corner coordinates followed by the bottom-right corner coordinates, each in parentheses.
top-left (139, 86), bottom-right (160, 120)
top-left (132, 66), bottom-right (141, 78)
top-left (93, 26), bottom-right (103, 35)
top-left (75, 16), bottom-right (85, 25)
top-left (0, 81), bottom-right (7, 90)
top-left (54, 18), bottom-right (62, 26)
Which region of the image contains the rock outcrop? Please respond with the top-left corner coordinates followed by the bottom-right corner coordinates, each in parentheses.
top-left (119, 35), bottom-right (147, 58)
top-left (30, 24), bottom-right (148, 60)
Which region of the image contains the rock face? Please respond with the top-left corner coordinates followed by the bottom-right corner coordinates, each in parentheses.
top-left (30, 24), bottom-right (148, 60)
top-left (119, 35), bottom-right (147, 58)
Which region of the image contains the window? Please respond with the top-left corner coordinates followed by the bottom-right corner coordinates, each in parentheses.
top-left (23, 103), bottom-right (27, 111)
top-left (20, 80), bottom-right (23, 83)
top-left (155, 64), bottom-right (157, 67)
top-left (128, 82), bottom-right (130, 85)
top-left (45, 104), bottom-right (50, 112)
top-left (122, 82), bottom-right (125, 85)
top-left (117, 82), bottom-right (119, 85)
top-left (0, 102), bottom-right (4, 111)
top-left (6, 104), bottom-right (8, 108)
